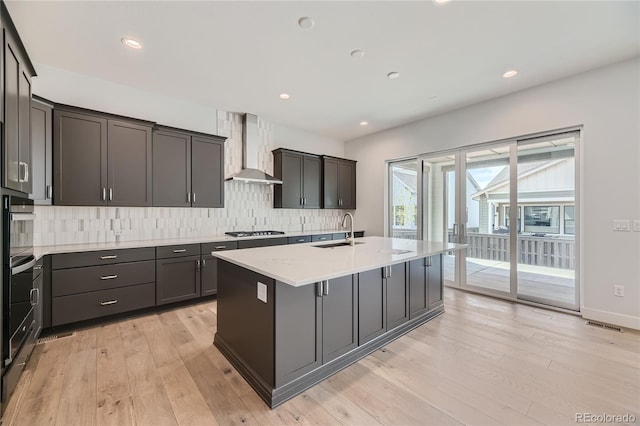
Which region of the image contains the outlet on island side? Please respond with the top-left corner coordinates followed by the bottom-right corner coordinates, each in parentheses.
top-left (257, 282), bottom-right (267, 303)
top-left (613, 285), bottom-right (625, 297)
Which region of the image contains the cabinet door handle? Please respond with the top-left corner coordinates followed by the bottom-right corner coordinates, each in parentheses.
top-left (193, 192), bottom-right (196, 203)
top-left (46, 185), bottom-right (52, 199)
top-left (187, 192), bottom-right (191, 203)
top-left (388, 266), bottom-right (392, 278)
top-left (201, 258), bottom-right (206, 269)
top-left (300, 197), bottom-right (304, 206)
top-left (29, 288), bottom-right (37, 306)
top-left (102, 188), bottom-right (107, 201)
top-left (424, 257), bottom-right (432, 267)
top-left (297, 239), bottom-right (305, 242)
top-left (18, 162), bottom-right (29, 183)
top-left (100, 300), bottom-right (118, 306)
top-left (172, 249), bottom-right (187, 253)
top-left (100, 255), bottom-right (118, 260)
top-left (100, 275), bottom-right (118, 280)
top-left (214, 245), bottom-right (226, 249)
top-left (109, 188), bottom-right (113, 201)
top-left (323, 280), bottom-right (329, 295)
top-left (196, 259), bottom-right (201, 271)
top-left (317, 282), bottom-right (323, 297)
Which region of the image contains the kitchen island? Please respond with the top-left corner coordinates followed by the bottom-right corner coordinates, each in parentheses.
top-left (212, 236), bottom-right (463, 407)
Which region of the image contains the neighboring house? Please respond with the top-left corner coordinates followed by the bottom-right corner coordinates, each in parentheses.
top-left (392, 169), bottom-right (417, 229)
top-left (471, 158), bottom-right (575, 236)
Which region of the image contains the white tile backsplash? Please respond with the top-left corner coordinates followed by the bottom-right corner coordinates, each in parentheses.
top-left (34, 111), bottom-right (349, 246)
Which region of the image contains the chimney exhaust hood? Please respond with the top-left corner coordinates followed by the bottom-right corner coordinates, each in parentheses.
top-left (226, 113), bottom-right (283, 184)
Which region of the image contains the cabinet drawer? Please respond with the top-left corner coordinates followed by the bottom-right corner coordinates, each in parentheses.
top-left (52, 260), bottom-right (155, 297)
top-left (311, 234), bottom-right (332, 242)
top-left (52, 282), bottom-right (155, 326)
top-left (202, 241), bottom-right (238, 253)
top-left (156, 244), bottom-right (200, 259)
top-left (52, 247), bottom-right (155, 269)
top-left (237, 237), bottom-right (287, 249)
top-left (288, 236), bottom-right (311, 245)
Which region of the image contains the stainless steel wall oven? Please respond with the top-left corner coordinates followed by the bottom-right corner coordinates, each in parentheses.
top-left (2, 194), bottom-right (37, 403)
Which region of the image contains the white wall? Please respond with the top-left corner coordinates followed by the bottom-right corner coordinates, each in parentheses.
top-left (273, 123), bottom-right (345, 158)
top-left (346, 58), bottom-right (640, 329)
top-left (32, 63), bottom-right (219, 134)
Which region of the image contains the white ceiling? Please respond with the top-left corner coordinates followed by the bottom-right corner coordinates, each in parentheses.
top-left (7, 1), bottom-right (640, 141)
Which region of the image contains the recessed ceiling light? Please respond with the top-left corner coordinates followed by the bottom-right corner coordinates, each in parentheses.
top-left (387, 72), bottom-right (400, 79)
top-left (434, 0), bottom-right (451, 3)
top-left (121, 37), bottom-right (143, 49)
top-left (297, 17), bottom-right (314, 29)
top-left (279, 93), bottom-right (290, 100)
top-left (359, 121), bottom-right (368, 126)
top-left (503, 69), bottom-right (518, 78)
top-left (350, 49), bottom-right (365, 59)
top-left (428, 96), bottom-right (439, 101)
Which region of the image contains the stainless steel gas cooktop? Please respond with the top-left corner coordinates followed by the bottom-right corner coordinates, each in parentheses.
top-left (225, 231), bottom-right (285, 237)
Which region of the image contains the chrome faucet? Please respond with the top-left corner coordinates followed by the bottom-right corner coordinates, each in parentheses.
top-left (341, 212), bottom-right (355, 246)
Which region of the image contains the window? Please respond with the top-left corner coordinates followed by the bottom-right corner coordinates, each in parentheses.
top-left (505, 206), bottom-right (521, 232)
top-left (564, 205), bottom-right (575, 235)
top-left (524, 206), bottom-right (560, 234)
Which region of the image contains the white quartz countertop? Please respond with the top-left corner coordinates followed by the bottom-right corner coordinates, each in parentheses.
top-left (213, 236), bottom-right (465, 287)
top-left (34, 229), bottom-right (359, 259)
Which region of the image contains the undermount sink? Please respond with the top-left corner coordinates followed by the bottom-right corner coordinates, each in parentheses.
top-left (314, 241), bottom-right (365, 248)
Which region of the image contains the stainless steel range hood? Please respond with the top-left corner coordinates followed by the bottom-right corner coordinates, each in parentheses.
top-left (226, 113), bottom-right (283, 184)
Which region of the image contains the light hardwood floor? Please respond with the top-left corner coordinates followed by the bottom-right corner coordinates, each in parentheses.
top-left (3, 288), bottom-right (639, 426)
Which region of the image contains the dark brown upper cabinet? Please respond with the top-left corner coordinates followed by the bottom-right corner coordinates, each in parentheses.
top-left (152, 127), bottom-right (225, 208)
top-left (53, 106), bottom-right (153, 206)
top-left (30, 97), bottom-right (53, 204)
top-left (3, 5), bottom-right (37, 194)
top-left (323, 156), bottom-right (356, 209)
top-left (273, 149), bottom-right (321, 209)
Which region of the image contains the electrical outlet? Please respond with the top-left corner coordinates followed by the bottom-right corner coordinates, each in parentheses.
top-left (257, 282), bottom-right (267, 303)
top-left (613, 220), bottom-right (630, 231)
top-left (613, 285), bottom-right (624, 297)
top-left (634, 220), bottom-right (640, 232)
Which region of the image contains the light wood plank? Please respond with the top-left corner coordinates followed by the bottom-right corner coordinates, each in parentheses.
top-left (96, 323), bottom-right (136, 426)
top-left (4, 288), bottom-right (639, 426)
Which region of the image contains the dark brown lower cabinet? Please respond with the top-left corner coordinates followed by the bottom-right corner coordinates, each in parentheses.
top-left (427, 255), bottom-right (444, 311)
top-left (275, 281), bottom-right (322, 386)
top-left (409, 255), bottom-right (442, 319)
top-left (52, 283), bottom-right (155, 326)
top-left (386, 262), bottom-right (409, 330)
top-left (156, 255), bottom-right (201, 305)
top-left (358, 269), bottom-right (386, 345)
top-left (321, 274), bottom-right (358, 363)
top-left (274, 274), bottom-right (358, 384)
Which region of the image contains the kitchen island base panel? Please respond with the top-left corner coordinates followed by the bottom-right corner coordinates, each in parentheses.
top-left (214, 306), bottom-right (443, 408)
top-left (214, 255), bottom-right (444, 408)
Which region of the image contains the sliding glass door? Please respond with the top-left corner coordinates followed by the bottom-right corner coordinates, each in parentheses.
top-left (516, 133), bottom-right (578, 310)
top-left (388, 130), bottom-right (579, 310)
top-left (460, 143), bottom-right (513, 297)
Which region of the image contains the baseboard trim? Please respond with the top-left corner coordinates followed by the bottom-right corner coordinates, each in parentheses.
top-left (582, 307), bottom-right (640, 331)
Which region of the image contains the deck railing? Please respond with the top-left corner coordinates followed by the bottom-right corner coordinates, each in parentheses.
top-left (391, 228), bottom-right (575, 270)
top-left (465, 233), bottom-right (575, 270)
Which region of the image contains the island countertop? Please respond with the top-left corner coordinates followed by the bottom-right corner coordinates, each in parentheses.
top-left (212, 236), bottom-right (464, 286)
